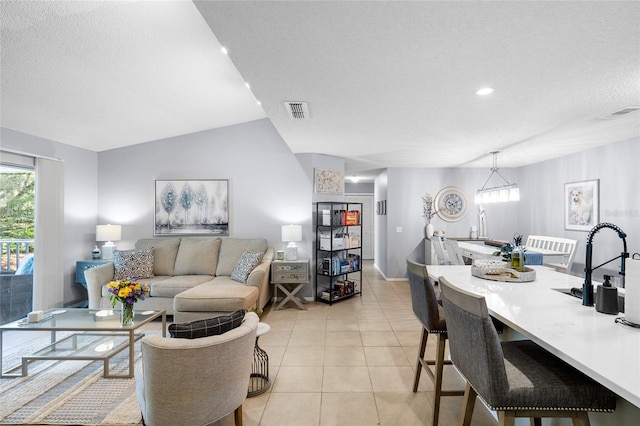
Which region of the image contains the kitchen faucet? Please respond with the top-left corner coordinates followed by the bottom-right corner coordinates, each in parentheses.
top-left (583, 222), bottom-right (629, 306)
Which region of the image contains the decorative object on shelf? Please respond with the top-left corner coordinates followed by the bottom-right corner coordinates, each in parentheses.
top-left (282, 224), bottom-right (302, 260)
top-left (314, 168), bottom-right (344, 194)
top-left (92, 245), bottom-right (101, 259)
top-left (106, 276), bottom-right (150, 326)
top-left (475, 151), bottom-right (519, 204)
top-left (564, 179), bottom-right (599, 231)
top-left (154, 179), bottom-right (229, 236)
top-left (422, 193), bottom-right (438, 237)
top-left (276, 250), bottom-right (284, 260)
top-left (96, 224), bottom-right (121, 260)
top-left (435, 186), bottom-right (468, 222)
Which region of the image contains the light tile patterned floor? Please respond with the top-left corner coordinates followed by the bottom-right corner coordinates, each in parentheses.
top-left (217, 260), bottom-right (498, 426)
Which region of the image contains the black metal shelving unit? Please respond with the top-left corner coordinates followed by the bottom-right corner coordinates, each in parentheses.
top-left (315, 202), bottom-right (363, 304)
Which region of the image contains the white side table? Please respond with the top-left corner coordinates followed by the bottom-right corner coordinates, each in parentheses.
top-left (247, 322), bottom-right (270, 397)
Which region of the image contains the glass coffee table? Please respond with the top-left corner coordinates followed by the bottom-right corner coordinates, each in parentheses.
top-left (0, 308), bottom-right (166, 378)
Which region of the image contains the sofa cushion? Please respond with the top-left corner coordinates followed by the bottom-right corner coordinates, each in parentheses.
top-left (216, 238), bottom-right (268, 276)
top-left (136, 238), bottom-right (181, 276)
top-left (231, 250), bottom-right (264, 283)
top-left (113, 248), bottom-right (154, 280)
top-left (168, 309), bottom-right (245, 339)
top-left (148, 275), bottom-right (213, 298)
top-left (173, 237), bottom-right (221, 276)
top-left (174, 281), bottom-right (259, 312)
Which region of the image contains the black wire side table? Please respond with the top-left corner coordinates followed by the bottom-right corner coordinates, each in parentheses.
top-left (247, 322), bottom-right (270, 397)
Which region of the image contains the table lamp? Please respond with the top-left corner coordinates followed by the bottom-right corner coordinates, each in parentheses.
top-left (96, 224), bottom-right (121, 260)
top-left (282, 224), bottom-right (302, 261)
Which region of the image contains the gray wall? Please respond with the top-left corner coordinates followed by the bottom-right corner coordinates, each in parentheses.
top-left (1, 127), bottom-right (99, 306)
top-left (97, 119), bottom-right (312, 261)
top-left (378, 137), bottom-right (639, 279)
top-left (4, 121), bottom-right (637, 301)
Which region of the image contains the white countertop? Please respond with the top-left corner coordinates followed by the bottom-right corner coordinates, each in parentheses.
top-left (427, 265), bottom-right (639, 408)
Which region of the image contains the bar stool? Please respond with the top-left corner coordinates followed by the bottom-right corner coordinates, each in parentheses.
top-left (406, 259), bottom-right (464, 425)
top-left (439, 277), bottom-right (617, 426)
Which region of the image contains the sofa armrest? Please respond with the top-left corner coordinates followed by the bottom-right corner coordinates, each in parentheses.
top-left (246, 248), bottom-right (274, 309)
top-left (84, 263), bottom-right (115, 309)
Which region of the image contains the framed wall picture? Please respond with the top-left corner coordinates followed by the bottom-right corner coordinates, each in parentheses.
top-left (314, 168), bottom-right (344, 194)
top-left (564, 179), bottom-right (599, 231)
top-left (155, 179), bottom-right (229, 235)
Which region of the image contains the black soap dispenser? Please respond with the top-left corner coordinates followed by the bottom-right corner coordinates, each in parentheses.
top-left (595, 275), bottom-right (619, 314)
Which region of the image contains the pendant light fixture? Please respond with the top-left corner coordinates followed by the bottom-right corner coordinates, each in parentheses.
top-left (475, 151), bottom-right (520, 204)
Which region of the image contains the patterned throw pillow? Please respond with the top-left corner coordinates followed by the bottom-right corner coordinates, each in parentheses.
top-left (230, 250), bottom-right (264, 283)
top-left (169, 309), bottom-right (245, 339)
top-left (113, 248), bottom-right (154, 280)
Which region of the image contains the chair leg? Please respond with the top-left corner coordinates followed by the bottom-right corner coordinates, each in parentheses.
top-left (413, 327), bottom-right (429, 392)
top-left (431, 333), bottom-right (446, 426)
top-left (498, 411), bottom-right (516, 426)
top-left (234, 405), bottom-right (243, 426)
top-left (460, 382), bottom-right (476, 426)
top-left (572, 412), bottom-right (590, 426)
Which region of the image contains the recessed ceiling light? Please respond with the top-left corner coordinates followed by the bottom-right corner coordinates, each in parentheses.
top-left (220, 46), bottom-right (228, 55)
top-left (476, 87), bottom-right (494, 96)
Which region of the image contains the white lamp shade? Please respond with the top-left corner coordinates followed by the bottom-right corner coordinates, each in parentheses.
top-left (96, 224), bottom-right (122, 242)
top-left (281, 225), bottom-right (302, 242)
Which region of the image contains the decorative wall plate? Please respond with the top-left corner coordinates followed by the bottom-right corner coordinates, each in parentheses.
top-left (434, 186), bottom-right (468, 222)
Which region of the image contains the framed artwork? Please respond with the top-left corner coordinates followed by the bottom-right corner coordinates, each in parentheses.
top-left (155, 179), bottom-right (229, 235)
top-left (564, 179), bottom-right (599, 231)
top-left (314, 168), bottom-right (344, 194)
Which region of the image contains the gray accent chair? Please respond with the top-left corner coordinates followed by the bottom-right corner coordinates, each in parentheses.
top-left (406, 259), bottom-right (464, 425)
top-left (438, 277), bottom-right (616, 426)
top-left (135, 312), bottom-right (259, 426)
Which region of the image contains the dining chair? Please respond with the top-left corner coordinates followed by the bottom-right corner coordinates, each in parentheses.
top-left (443, 238), bottom-right (465, 265)
top-left (438, 277), bottom-right (616, 426)
top-left (431, 235), bottom-right (451, 265)
top-left (406, 259), bottom-right (464, 425)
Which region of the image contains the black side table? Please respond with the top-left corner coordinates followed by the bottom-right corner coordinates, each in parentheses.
top-left (247, 322), bottom-right (270, 397)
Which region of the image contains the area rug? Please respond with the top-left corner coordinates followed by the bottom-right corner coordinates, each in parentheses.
top-left (0, 331), bottom-right (158, 425)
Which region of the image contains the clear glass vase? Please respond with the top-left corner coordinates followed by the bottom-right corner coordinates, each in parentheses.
top-left (121, 302), bottom-right (135, 327)
top-left (511, 246), bottom-right (525, 272)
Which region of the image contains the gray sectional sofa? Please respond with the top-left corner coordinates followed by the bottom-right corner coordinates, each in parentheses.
top-left (85, 237), bottom-right (273, 322)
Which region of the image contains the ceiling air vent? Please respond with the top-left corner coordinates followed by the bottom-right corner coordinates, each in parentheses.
top-left (285, 101), bottom-right (310, 120)
top-left (598, 106), bottom-right (640, 120)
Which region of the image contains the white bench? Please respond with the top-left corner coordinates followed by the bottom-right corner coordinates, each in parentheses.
top-left (525, 235), bottom-right (578, 273)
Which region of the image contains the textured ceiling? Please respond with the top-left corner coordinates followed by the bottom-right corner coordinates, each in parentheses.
top-left (1, 1), bottom-right (639, 180)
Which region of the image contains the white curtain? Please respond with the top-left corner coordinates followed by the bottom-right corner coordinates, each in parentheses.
top-left (33, 158), bottom-right (64, 310)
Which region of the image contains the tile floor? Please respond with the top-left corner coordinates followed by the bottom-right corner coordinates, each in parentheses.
top-left (218, 260), bottom-right (498, 426)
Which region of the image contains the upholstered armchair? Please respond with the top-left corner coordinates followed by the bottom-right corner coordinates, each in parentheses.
top-left (135, 312), bottom-right (259, 426)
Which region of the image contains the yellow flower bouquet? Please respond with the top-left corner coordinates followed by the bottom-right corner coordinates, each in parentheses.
top-left (106, 276), bottom-right (150, 326)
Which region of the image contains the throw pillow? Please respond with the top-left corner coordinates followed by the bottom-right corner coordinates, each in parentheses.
top-left (113, 248), bottom-right (154, 280)
top-left (230, 250), bottom-right (263, 283)
top-left (169, 309), bottom-right (245, 339)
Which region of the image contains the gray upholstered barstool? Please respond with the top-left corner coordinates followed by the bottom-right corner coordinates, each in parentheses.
top-left (406, 259), bottom-right (464, 425)
top-left (438, 277), bottom-right (617, 426)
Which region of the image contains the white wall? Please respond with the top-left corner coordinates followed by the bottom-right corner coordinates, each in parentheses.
top-left (1, 127), bottom-right (99, 306)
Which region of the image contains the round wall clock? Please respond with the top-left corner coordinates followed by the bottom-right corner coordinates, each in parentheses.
top-left (434, 186), bottom-right (468, 222)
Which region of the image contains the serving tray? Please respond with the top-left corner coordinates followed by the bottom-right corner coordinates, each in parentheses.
top-left (471, 261), bottom-right (536, 282)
